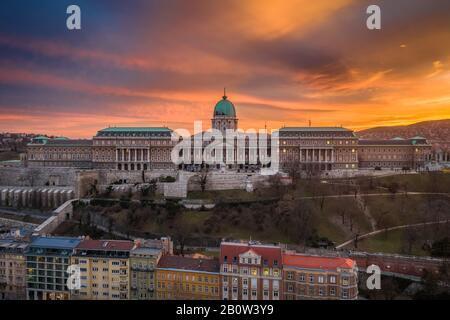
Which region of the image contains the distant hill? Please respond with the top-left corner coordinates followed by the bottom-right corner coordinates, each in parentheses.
top-left (357, 119), bottom-right (450, 142)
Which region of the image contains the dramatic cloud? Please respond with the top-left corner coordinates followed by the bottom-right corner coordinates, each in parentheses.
top-left (0, 0), bottom-right (449, 137)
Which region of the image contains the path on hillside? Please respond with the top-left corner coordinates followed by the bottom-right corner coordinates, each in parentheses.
top-left (355, 188), bottom-right (377, 231)
top-left (296, 192), bottom-right (450, 200)
top-left (0, 207), bottom-right (50, 220)
top-left (335, 219), bottom-right (450, 249)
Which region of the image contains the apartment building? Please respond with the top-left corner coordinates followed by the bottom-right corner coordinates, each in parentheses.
top-left (220, 242), bottom-right (282, 300)
top-left (70, 239), bottom-right (134, 300)
top-left (156, 255), bottom-right (220, 300)
top-left (25, 236), bottom-right (81, 300)
top-left (282, 253), bottom-right (358, 300)
top-left (0, 240), bottom-right (28, 300)
top-left (130, 247), bottom-right (162, 300)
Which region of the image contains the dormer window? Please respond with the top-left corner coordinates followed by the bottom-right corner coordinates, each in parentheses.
top-left (273, 260), bottom-right (278, 266)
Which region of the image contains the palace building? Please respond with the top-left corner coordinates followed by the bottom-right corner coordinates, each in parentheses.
top-left (27, 136), bottom-right (92, 168)
top-left (24, 93), bottom-right (432, 173)
top-left (92, 127), bottom-right (175, 170)
top-left (358, 137), bottom-right (431, 170)
top-left (278, 127), bottom-right (359, 171)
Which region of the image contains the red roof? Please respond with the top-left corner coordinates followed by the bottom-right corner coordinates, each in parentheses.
top-left (76, 239), bottom-right (135, 251)
top-left (220, 242), bottom-right (282, 267)
top-left (283, 253), bottom-right (356, 270)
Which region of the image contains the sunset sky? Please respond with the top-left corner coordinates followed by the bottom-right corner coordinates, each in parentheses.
top-left (0, 0), bottom-right (449, 138)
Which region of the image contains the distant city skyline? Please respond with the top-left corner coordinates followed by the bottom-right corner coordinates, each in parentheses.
top-left (1, 0), bottom-right (450, 138)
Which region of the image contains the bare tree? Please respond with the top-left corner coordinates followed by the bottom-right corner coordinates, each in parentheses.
top-left (285, 161), bottom-right (301, 187)
top-left (403, 227), bottom-right (419, 254)
top-left (196, 166), bottom-right (210, 192)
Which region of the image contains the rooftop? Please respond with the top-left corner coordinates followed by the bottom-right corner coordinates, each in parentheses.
top-left (29, 236), bottom-right (81, 249)
top-left (283, 253), bottom-right (356, 270)
top-left (279, 127), bottom-right (353, 132)
top-left (97, 127), bottom-right (172, 133)
top-left (76, 239), bottom-right (135, 251)
top-left (359, 138), bottom-right (429, 146)
top-left (131, 247), bottom-right (162, 256)
top-left (95, 127), bottom-right (173, 137)
top-left (157, 255), bottom-right (220, 273)
top-left (220, 241), bottom-right (282, 267)
top-left (0, 240), bottom-right (28, 251)
top-left (46, 139), bottom-right (93, 146)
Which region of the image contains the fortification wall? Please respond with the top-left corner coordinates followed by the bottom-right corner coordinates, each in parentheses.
top-left (0, 167), bottom-right (77, 187)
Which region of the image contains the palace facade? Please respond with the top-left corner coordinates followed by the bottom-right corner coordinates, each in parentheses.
top-left (25, 93), bottom-right (432, 173)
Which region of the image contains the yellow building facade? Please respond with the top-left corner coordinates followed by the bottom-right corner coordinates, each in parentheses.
top-left (156, 256), bottom-right (220, 300)
top-left (70, 240), bottom-right (134, 300)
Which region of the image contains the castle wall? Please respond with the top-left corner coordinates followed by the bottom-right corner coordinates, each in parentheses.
top-left (0, 167), bottom-right (77, 187)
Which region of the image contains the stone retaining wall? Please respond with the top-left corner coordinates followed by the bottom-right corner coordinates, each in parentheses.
top-left (0, 187), bottom-right (74, 209)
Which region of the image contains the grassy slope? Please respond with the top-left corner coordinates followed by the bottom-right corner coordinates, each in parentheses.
top-left (75, 173), bottom-right (449, 255)
top-left (357, 229), bottom-right (428, 256)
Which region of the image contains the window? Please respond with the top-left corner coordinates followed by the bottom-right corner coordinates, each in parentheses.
top-left (330, 287), bottom-right (336, 296)
top-left (309, 274), bottom-right (314, 283)
top-left (318, 275), bottom-right (324, 283)
top-left (342, 289), bottom-right (348, 299)
top-left (329, 276), bottom-right (336, 284)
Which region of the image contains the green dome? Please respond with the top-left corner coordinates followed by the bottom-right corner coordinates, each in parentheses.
top-left (214, 95), bottom-right (236, 117)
